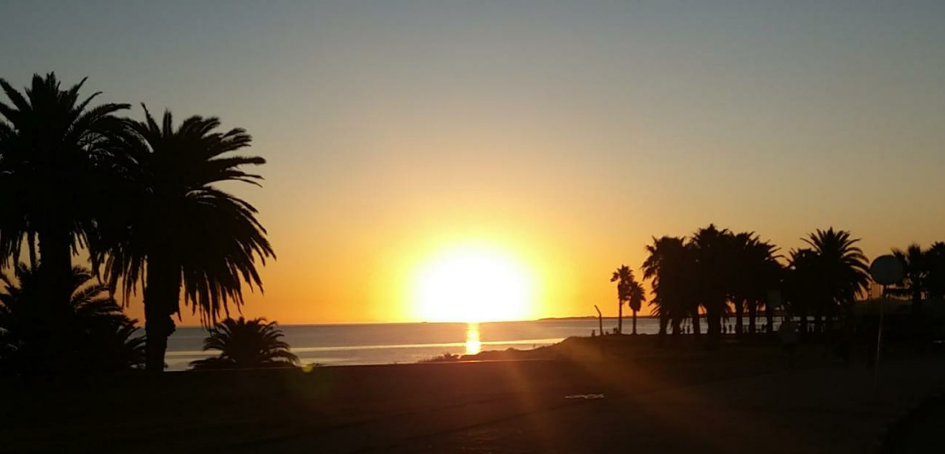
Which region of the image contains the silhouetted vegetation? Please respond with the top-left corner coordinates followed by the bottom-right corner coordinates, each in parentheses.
top-left (639, 225), bottom-right (784, 345)
top-left (628, 224), bottom-right (942, 348)
top-left (94, 106), bottom-right (275, 371)
top-left (421, 352), bottom-right (461, 363)
top-left (2, 72), bottom-right (943, 378)
top-left (190, 317), bottom-right (298, 370)
top-left (611, 265), bottom-right (645, 335)
top-left (0, 264), bottom-right (145, 374)
top-left (788, 228), bottom-right (870, 334)
top-left (0, 73), bottom-right (274, 374)
top-left (890, 243), bottom-right (945, 314)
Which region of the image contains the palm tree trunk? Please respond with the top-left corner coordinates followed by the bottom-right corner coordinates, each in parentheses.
top-left (632, 310), bottom-right (637, 335)
top-left (617, 302), bottom-right (623, 334)
top-left (825, 302), bottom-right (838, 334)
top-left (765, 303), bottom-right (774, 334)
top-left (144, 255), bottom-right (181, 372)
top-left (748, 302), bottom-right (757, 335)
top-left (706, 301), bottom-right (723, 341)
top-left (734, 300), bottom-right (744, 336)
top-left (708, 309), bottom-right (720, 340)
top-left (658, 311), bottom-right (668, 346)
top-left (912, 288), bottom-right (923, 317)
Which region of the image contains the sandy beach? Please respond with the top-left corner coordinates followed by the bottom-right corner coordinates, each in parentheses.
top-left (3, 342), bottom-right (943, 453)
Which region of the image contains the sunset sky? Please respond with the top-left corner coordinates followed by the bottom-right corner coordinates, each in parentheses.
top-left (2, 1), bottom-right (944, 324)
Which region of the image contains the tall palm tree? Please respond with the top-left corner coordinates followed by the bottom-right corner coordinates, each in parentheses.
top-left (0, 264), bottom-right (145, 374)
top-left (786, 248), bottom-right (819, 335)
top-left (642, 236), bottom-right (694, 341)
top-left (891, 244), bottom-right (928, 315)
top-left (690, 224), bottom-right (732, 342)
top-left (190, 317), bottom-right (298, 370)
top-left (727, 232), bottom-right (755, 336)
top-left (728, 233), bottom-right (782, 335)
top-left (0, 74), bottom-right (128, 304)
top-left (756, 246), bottom-right (785, 335)
top-left (626, 273), bottom-right (645, 335)
top-left (96, 106), bottom-right (275, 372)
top-left (611, 265), bottom-right (632, 334)
top-left (800, 228), bottom-right (870, 333)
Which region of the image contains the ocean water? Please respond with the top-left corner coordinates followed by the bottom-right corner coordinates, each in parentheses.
top-left (165, 318), bottom-right (663, 371)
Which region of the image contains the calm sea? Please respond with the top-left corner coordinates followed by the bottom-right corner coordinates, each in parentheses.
top-left (165, 318), bottom-right (663, 371)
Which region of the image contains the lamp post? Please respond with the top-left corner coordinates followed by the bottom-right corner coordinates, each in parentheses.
top-left (869, 255), bottom-right (904, 390)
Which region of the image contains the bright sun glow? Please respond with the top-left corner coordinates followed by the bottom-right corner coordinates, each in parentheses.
top-left (413, 245), bottom-right (536, 322)
top-left (465, 323), bottom-right (482, 355)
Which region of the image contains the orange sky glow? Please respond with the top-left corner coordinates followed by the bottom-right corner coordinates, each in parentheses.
top-left (4, 2), bottom-right (944, 325)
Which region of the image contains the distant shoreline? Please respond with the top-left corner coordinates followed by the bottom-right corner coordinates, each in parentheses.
top-left (175, 317), bottom-right (656, 328)
top-left (537, 315), bottom-right (656, 321)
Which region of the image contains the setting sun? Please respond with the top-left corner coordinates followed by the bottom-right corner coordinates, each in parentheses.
top-left (413, 245), bottom-right (536, 322)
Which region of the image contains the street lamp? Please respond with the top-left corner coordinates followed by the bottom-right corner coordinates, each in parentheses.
top-left (869, 255), bottom-right (904, 390)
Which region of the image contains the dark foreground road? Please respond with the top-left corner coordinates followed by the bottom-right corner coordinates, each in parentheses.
top-left (2, 356), bottom-right (943, 453)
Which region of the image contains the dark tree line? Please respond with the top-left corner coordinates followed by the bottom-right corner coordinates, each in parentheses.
top-left (620, 224), bottom-right (945, 346)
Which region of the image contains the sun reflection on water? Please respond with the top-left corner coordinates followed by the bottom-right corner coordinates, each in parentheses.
top-left (465, 323), bottom-right (482, 355)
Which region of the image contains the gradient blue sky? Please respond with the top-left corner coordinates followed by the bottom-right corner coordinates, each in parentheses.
top-left (2, 1), bottom-right (944, 323)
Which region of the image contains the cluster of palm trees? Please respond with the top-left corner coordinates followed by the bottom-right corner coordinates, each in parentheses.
top-left (610, 265), bottom-right (645, 335)
top-left (0, 73), bottom-right (274, 373)
top-left (613, 225), bottom-right (880, 345)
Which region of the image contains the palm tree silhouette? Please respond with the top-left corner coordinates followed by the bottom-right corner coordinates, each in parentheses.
top-left (627, 275), bottom-right (645, 335)
top-left (611, 265), bottom-right (644, 335)
top-left (690, 224), bottom-right (732, 343)
top-left (786, 248), bottom-right (819, 335)
top-left (752, 241), bottom-right (784, 335)
top-left (0, 264), bottom-right (145, 374)
top-left (799, 228), bottom-right (870, 333)
top-left (728, 232), bottom-right (754, 336)
top-left (0, 73), bottom-right (128, 304)
top-left (190, 317), bottom-right (298, 370)
top-left (891, 244), bottom-right (928, 315)
top-left (96, 106), bottom-right (274, 372)
top-left (728, 233), bottom-right (782, 335)
top-left (642, 236), bottom-right (694, 341)
top-left (611, 266), bottom-right (632, 334)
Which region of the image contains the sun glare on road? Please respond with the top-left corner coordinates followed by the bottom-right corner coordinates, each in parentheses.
top-left (413, 245), bottom-right (536, 323)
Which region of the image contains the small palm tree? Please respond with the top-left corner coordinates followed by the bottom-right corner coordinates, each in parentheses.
top-left (190, 317), bottom-right (298, 370)
top-left (0, 264), bottom-right (145, 374)
top-left (627, 273), bottom-right (646, 335)
top-left (611, 266), bottom-right (631, 334)
top-left (610, 265), bottom-right (646, 335)
top-left (96, 106), bottom-right (275, 372)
